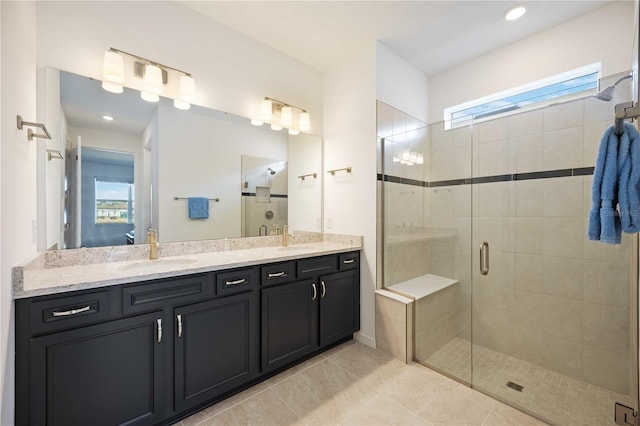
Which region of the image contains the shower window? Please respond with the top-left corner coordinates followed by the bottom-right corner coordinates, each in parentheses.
top-left (444, 62), bottom-right (600, 129)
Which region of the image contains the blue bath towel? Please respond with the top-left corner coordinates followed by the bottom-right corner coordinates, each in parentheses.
top-left (188, 197), bottom-right (209, 219)
top-left (588, 123), bottom-right (640, 244)
top-left (588, 125), bottom-right (621, 244)
top-left (618, 123), bottom-right (640, 232)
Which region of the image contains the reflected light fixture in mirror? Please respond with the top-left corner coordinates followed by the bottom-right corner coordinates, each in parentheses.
top-left (101, 50), bottom-right (125, 93)
top-left (255, 96), bottom-right (310, 135)
top-left (101, 47), bottom-right (196, 110)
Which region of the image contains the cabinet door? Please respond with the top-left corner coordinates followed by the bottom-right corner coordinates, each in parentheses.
top-left (261, 279), bottom-right (319, 372)
top-left (319, 270), bottom-right (360, 347)
top-left (30, 312), bottom-right (164, 426)
top-left (174, 291), bottom-right (259, 412)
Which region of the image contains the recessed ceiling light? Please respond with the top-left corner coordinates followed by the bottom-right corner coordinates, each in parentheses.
top-left (103, 115), bottom-right (114, 121)
top-left (505, 5), bottom-right (526, 21)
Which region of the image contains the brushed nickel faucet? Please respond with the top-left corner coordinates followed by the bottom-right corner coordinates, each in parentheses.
top-left (147, 228), bottom-right (159, 260)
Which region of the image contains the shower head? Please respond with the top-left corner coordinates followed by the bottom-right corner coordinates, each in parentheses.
top-left (593, 73), bottom-right (632, 101)
top-left (268, 168), bottom-right (276, 175)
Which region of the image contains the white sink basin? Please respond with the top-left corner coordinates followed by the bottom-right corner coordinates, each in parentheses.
top-left (119, 258), bottom-right (197, 271)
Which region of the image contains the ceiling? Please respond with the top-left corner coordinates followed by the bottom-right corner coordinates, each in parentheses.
top-left (61, 70), bottom-right (158, 136)
top-left (180, 1), bottom-right (610, 75)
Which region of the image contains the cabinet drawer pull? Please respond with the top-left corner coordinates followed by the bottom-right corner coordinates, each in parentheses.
top-left (51, 305), bottom-right (91, 317)
top-left (157, 318), bottom-right (163, 343)
top-left (267, 271), bottom-right (286, 278)
top-left (312, 283), bottom-right (317, 300)
top-left (177, 314), bottom-right (183, 338)
top-left (343, 259), bottom-right (356, 264)
top-left (320, 281), bottom-right (326, 298)
top-left (225, 278), bottom-right (246, 286)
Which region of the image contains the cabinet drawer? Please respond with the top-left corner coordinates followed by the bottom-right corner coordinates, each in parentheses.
top-left (297, 255), bottom-right (338, 278)
top-left (30, 291), bottom-right (109, 335)
top-left (339, 252), bottom-right (360, 270)
top-left (261, 262), bottom-right (296, 287)
top-left (123, 275), bottom-right (210, 315)
top-left (216, 268), bottom-right (257, 296)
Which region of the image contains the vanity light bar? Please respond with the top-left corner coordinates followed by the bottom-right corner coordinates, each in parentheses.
top-left (255, 96), bottom-right (311, 134)
top-left (102, 47), bottom-right (196, 110)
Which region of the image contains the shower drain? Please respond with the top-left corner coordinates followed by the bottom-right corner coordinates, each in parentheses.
top-left (506, 381), bottom-right (524, 392)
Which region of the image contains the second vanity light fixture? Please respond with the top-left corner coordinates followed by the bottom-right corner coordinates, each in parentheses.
top-left (101, 48), bottom-right (196, 110)
top-left (253, 97), bottom-right (311, 135)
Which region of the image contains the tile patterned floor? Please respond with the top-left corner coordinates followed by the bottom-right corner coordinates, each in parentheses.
top-left (174, 340), bottom-right (547, 426)
top-left (424, 338), bottom-right (634, 426)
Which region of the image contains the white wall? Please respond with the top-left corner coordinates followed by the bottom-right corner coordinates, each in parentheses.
top-left (376, 42), bottom-right (430, 123)
top-left (158, 101), bottom-right (288, 242)
top-left (323, 42), bottom-right (377, 346)
top-left (35, 1), bottom-right (323, 134)
top-left (429, 1), bottom-right (636, 123)
top-left (1, 2), bottom-right (38, 423)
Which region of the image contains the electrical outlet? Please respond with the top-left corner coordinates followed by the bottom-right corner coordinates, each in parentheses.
top-left (32, 219), bottom-right (37, 243)
top-left (327, 217), bottom-right (333, 229)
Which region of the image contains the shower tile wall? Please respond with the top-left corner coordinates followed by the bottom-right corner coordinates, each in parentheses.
top-left (463, 97), bottom-right (631, 396)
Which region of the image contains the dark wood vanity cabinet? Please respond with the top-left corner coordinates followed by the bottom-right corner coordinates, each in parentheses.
top-left (16, 250), bottom-right (359, 426)
top-left (261, 254), bottom-right (360, 373)
top-left (174, 290), bottom-right (259, 413)
top-left (29, 312), bottom-right (165, 426)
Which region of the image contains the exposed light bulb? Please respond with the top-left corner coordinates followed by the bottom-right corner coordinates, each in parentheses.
top-left (288, 128), bottom-right (300, 135)
top-left (281, 106), bottom-right (293, 127)
top-left (143, 64), bottom-right (163, 95)
top-left (102, 50), bottom-right (124, 84)
top-left (251, 119), bottom-right (264, 126)
top-left (141, 90), bottom-right (159, 103)
top-left (102, 115), bottom-right (114, 121)
top-left (299, 112), bottom-right (310, 132)
top-left (271, 124), bottom-right (282, 131)
top-left (261, 99), bottom-right (273, 121)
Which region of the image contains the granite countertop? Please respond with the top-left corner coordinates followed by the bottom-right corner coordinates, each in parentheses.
top-left (13, 232), bottom-right (362, 299)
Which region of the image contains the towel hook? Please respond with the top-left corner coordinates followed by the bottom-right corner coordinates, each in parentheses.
top-left (17, 115), bottom-right (51, 141)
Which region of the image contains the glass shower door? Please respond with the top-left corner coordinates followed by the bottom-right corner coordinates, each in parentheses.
top-left (470, 96), bottom-right (637, 425)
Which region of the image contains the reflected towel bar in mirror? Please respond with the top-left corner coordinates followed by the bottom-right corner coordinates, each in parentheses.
top-left (327, 167), bottom-right (352, 175)
top-left (298, 173), bottom-right (317, 180)
top-left (46, 150), bottom-right (64, 161)
top-left (174, 196), bottom-right (220, 202)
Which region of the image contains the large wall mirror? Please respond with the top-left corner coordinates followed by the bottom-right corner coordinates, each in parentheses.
top-left (39, 68), bottom-right (323, 250)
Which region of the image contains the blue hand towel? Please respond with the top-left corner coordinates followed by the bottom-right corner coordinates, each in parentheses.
top-left (588, 125), bottom-right (621, 244)
top-left (188, 197), bottom-right (209, 219)
top-left (618, 123), bottom-right (640, 232)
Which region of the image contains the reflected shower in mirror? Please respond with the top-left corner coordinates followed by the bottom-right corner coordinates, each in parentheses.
top-left (41, 68), bottom-right (323, 249)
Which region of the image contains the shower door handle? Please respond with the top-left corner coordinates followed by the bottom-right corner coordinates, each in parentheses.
top-left (479, 241), bottom-right (489, 275)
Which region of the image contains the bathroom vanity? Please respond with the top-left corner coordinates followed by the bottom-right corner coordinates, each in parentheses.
top-left (13, 235), bottom-right (361, 426)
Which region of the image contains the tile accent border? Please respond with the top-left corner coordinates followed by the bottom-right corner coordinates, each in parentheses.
top-left (378, 167), bottom-right (594, 188)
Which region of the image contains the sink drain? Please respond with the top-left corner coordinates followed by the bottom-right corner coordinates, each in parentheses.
top-left (506, 381), bottom-right (524, 392)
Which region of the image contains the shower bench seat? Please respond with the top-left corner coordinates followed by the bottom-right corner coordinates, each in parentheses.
top-left (375, 274), bottom-right (459, 364)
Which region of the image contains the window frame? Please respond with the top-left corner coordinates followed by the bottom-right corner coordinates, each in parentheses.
top-left (443, 62), bottom-right (601, 130)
